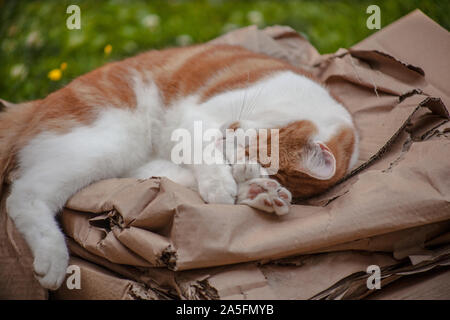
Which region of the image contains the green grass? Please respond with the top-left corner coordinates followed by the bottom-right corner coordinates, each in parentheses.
top-left (1, 0), bottom-right (448, 102)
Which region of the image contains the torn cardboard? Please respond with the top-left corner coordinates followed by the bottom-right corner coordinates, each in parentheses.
top-left (51, 256), bottom-right (163, 300)
top-left (1, 10), bottom-right (449, 299)
top-left (59, 237), bottom-right (449, 300)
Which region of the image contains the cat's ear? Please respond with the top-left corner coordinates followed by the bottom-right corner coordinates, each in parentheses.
top-left (295, 141), bottom-right (336, 180)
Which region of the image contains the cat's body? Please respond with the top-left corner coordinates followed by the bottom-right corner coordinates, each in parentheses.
top-left (0, 44), bottom-right (358, 289)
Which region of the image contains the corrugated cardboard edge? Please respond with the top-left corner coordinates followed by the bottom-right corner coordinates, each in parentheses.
top-left (311, 245), bottom-right (450, 300)
top-left (62, 240), bottom-right (450, 300)
top-left (333, 96), bottom-right (448, 188)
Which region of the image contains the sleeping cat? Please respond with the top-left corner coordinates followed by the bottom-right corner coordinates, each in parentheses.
top-left (0, 44), bottom-right (358, 290)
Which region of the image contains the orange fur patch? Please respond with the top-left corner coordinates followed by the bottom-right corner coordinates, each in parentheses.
top-left (273, 122), bottom-right (355, 198)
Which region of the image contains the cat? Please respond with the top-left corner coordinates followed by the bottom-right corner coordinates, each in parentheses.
top-left (0, 44), bottom-right (358, 290)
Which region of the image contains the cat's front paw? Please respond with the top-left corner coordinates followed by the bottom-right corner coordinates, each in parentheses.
top-left (232, 161), bottom-right (263, 183)
top-left (33, 235), bottom-right (69, 290)
top-left (197, 172), bottom-right (237, 204)
top-left (237, 178), bottom-right (292, 215)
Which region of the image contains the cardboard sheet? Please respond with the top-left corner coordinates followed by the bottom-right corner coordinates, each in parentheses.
top-left (1, 10), bottom-right (449, 299)
top-left (51, 256), bottom-right (163, 300)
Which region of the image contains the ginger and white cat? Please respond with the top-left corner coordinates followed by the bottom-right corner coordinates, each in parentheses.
top-left (0, 44), bottom-right (358, 289)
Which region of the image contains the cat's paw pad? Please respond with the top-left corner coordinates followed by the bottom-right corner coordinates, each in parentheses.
top-left (33, 238), bottom-right (69, 290)
top-left (238, 178), bottom-right (292, 215)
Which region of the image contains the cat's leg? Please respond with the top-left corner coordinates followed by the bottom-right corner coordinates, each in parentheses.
top-left (191, 163), bottom-right (237, 204)
top-left (169, 118), bottom-right (237, 204)
top-left (126, 159), bottom-right (197, 190)
top-left (229, 144), bottom-right (292, 215)
top-left (5, 109), bottom-right (157, 289)
top-left (194, 132), bottom-right (239, 204)
top-left (6, 149), bottom-right (125, 290)
top-left (7, 143), bottom-right (140, 290)
top-left (6, 179), bottom-right (70, 290)
top-left (129, 158), bottom-right (237, 204)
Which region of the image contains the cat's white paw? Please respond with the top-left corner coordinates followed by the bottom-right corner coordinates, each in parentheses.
top-left (237, 178), bottom-right (292, 215)
top-left (33, 235), bottom-right (69, 290)
top-left (232, 162), bottom-right (263, 183)
top-left (198, 171), bottom-right (237, 204)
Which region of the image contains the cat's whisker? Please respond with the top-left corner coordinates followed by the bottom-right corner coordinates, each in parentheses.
top-left (244, 82), bottom-right (265, 120)
top-left (231, 96), bottom-right (238, 123)
top-left (248, 86), bottom-right (263, 117)
top-left (238, 72), bottom-right (253, 121)
top-left (238, 86), bottom-right (249, 121)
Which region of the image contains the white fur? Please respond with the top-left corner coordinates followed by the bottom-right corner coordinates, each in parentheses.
top-left (7, 70), bottom-right (358, 289)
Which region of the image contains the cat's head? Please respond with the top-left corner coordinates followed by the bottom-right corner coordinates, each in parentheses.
top-left (229, 120), bottom-right (357, 199)
top-left (274, 120), bottom-right (357, 198)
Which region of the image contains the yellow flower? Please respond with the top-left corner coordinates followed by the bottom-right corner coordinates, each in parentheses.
top-left (48, 69), bottom-right (62, 81)
top-left (104, 44), bottom-right (112, 55)
top-left (60, 62), bottom-right (67, 71)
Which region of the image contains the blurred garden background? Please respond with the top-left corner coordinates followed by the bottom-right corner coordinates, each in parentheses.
top-left (1, 0), bottom-right (448, 103)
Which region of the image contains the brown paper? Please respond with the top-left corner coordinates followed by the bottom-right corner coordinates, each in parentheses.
top-left (367, 268), bottom-right (450, 300)
top-left (51, 256), bottom-right (163, 300)
top-left (64, 239), bottom-right (450, 300)
top-left (1, 9), bottom-right (449, 300)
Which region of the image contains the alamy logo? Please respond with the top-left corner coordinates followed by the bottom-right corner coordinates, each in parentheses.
top-left (366, 265), bottom-right (381, 290)
top-left (171, 121), bottom-right (280, 174)
top-left (366, 5), bottom-right (381, 30)
top-left (66, 5), bottom-right (81, 30)
top-left (66, 265), bottom-right (81, 290)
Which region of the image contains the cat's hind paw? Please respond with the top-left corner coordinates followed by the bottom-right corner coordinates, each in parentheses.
top-left (237, 178), bottom-right (292, 215)
top-left (33, 236), bottom-right (69, 290)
